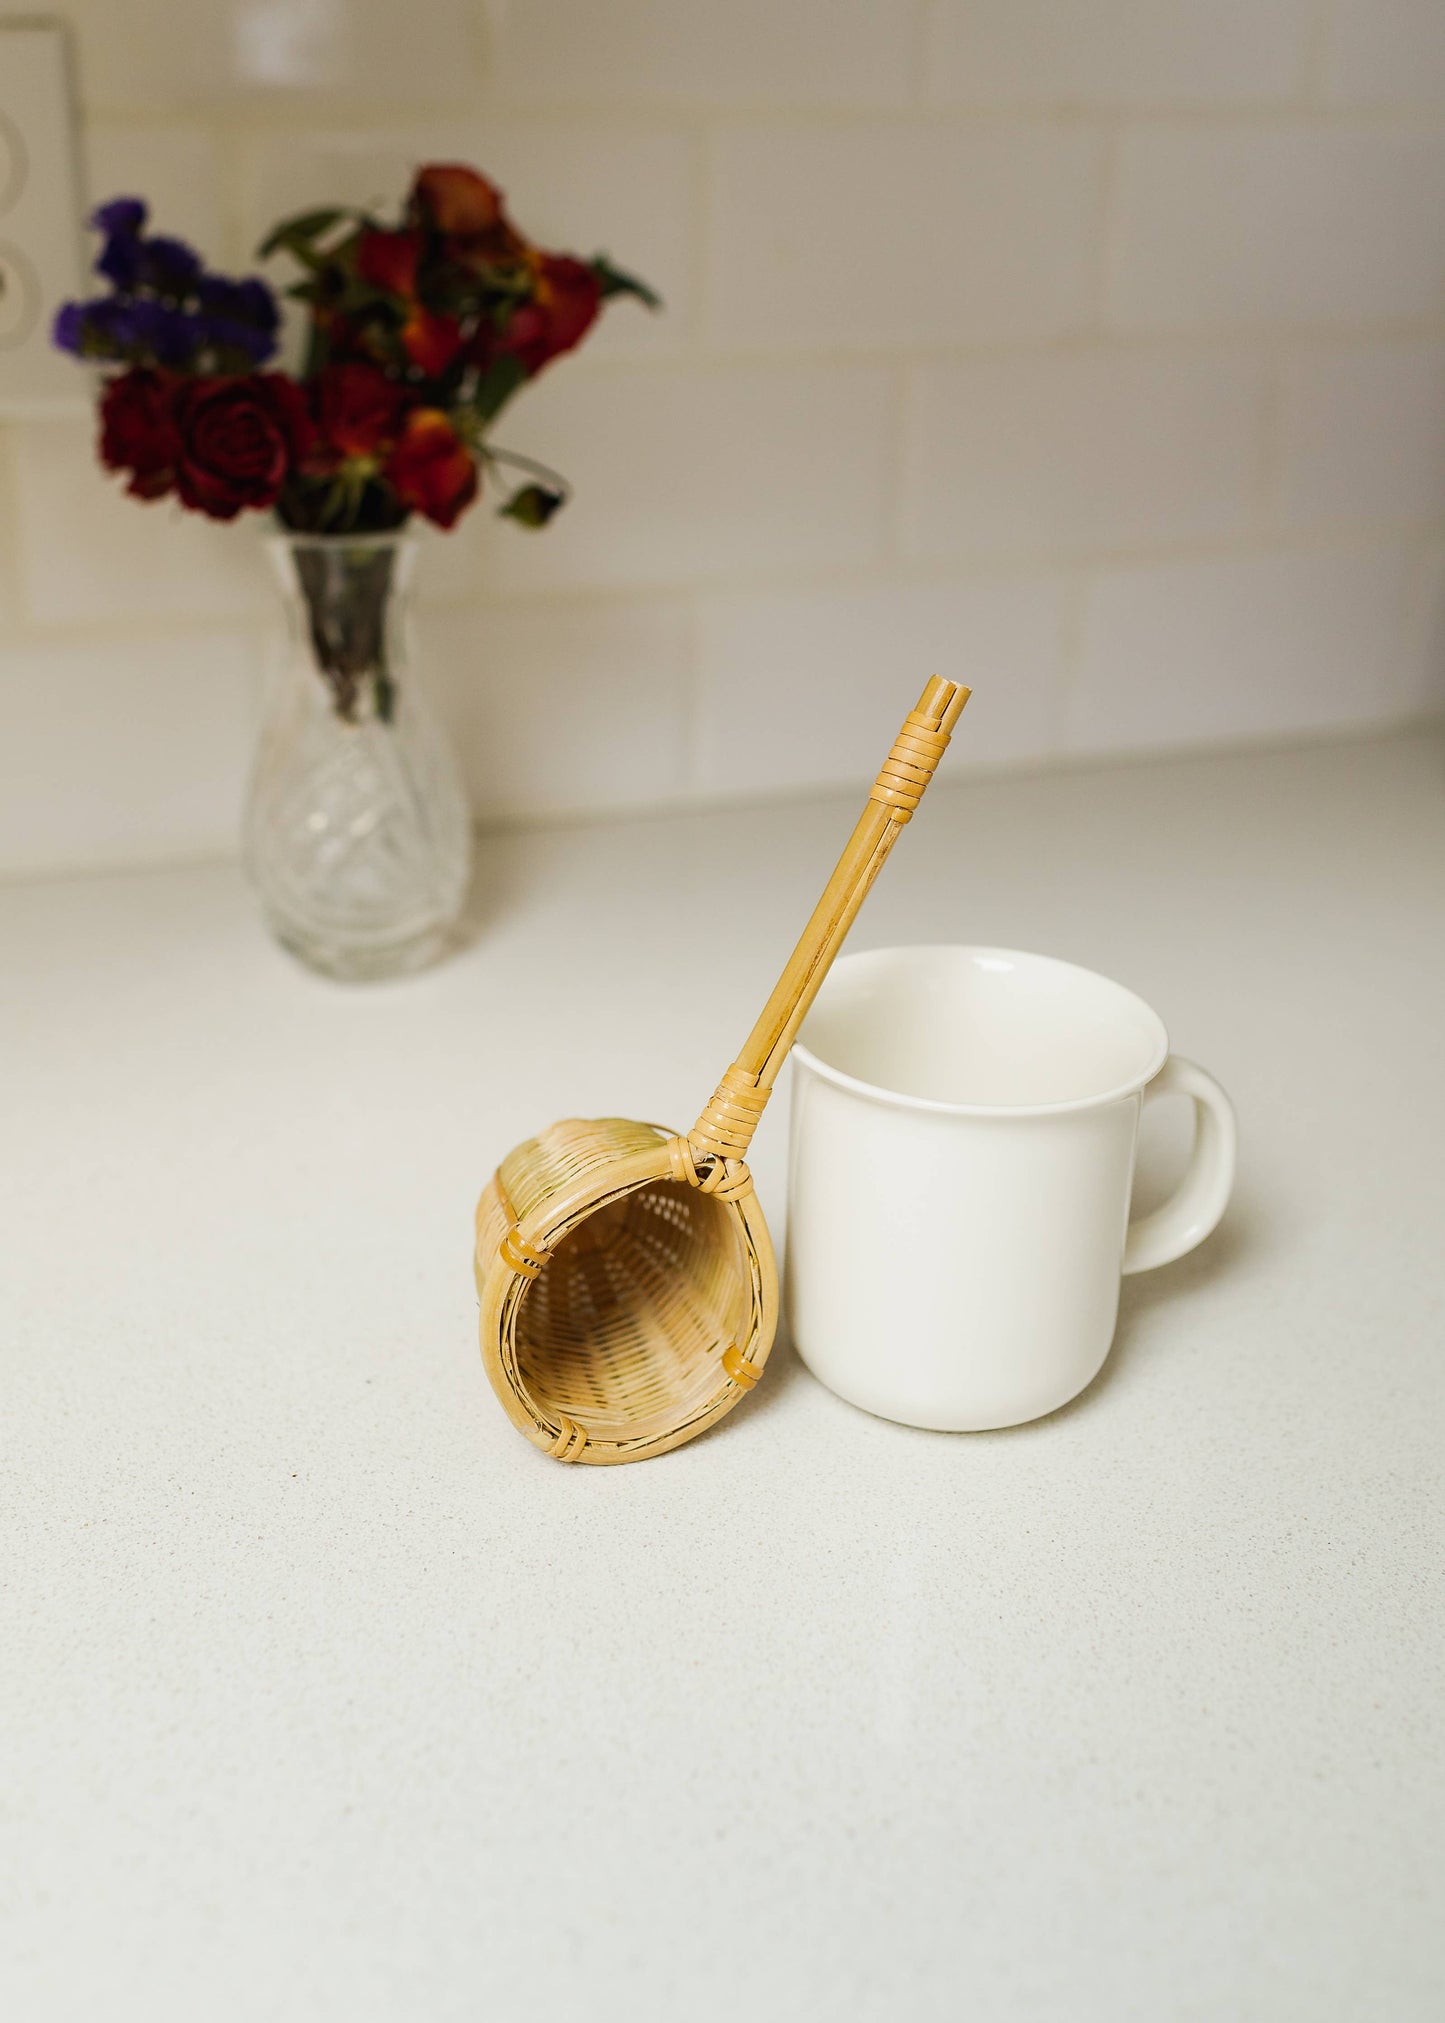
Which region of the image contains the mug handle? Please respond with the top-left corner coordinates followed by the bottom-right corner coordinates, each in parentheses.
top-left (1123, 1055), bottom-right (1236, 1275)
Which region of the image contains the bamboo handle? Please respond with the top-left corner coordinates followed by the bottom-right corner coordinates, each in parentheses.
top-left (687, 676), bottom-right (970, 1162)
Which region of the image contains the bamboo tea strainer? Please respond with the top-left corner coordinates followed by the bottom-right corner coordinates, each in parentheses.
top-left (474, 676), bottom-right (971, 1464)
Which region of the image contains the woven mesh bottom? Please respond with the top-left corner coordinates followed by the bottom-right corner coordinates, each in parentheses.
top-left (514, 1177), bottom-right (753, 1445)
top-left (477, 1117), bottom-right (769, 1458)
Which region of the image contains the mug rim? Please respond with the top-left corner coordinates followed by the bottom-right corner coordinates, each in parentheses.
top-left (792, 943), bottom-right (1171, 1119)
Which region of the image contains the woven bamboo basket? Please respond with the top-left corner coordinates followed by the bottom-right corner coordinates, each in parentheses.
top-left (474, 675), bottom-right (970, 1464)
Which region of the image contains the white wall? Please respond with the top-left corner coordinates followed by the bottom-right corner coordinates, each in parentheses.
top-left (3, 0), bottom-right (1445, 874)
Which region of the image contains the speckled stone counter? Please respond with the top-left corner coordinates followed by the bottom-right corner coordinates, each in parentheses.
top-left (4, 730), bottom-right (1443, 2021)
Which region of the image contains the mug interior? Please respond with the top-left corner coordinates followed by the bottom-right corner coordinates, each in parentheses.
top-left (796, 945), bottom-right (1169, 1111)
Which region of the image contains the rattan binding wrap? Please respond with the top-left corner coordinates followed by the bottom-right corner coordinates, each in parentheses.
top-left (475, 677), bottom-right (970, 1465)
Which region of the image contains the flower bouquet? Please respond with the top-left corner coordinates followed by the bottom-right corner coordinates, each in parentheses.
top-left (55, 165), bottom-right (656, 978)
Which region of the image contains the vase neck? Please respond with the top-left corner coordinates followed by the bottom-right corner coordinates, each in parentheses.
top-left (268, 535), bottom-right (416, 722)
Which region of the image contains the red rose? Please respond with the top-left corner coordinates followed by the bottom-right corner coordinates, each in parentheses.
top-left (400, 307), bottom-right (463, 376)
top-left (411, 163), bottom-right (527, 272)
top-left (384, 408), bottom-right (477, 529)
top-left (99, 368), bottom-right (181, 500)
top-left (312, 306), bottom-right (369, 363)
top-left (172, 374), bottom-right (313, 520)
top-left (501, 255), bottom-right (601, 375)
top-left (356, 228), bottom-right (421, 299)
top-left (411, 165), bottom-right (505, 237)
top-left (313, 362), bottom-right (406, 459)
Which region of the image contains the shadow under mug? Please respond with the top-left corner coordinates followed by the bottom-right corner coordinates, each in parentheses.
top-left (786, 945), bottom-right (1236, 1431)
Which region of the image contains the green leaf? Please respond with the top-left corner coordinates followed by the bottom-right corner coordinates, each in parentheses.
top-left (333, 276), bottom-right (397, 319)
top-left (471, 352), bottom-right (528, 424)
top-left (591, 256), bottom-right (661, 311)
top-left (499, 483), bottom-right (566, 529)
top-left (258, 206), bottom-right (351, 261)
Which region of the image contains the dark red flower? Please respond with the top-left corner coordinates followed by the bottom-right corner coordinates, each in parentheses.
top-left (501, 255), bottom-right (601, 375)
top-left (411, 163), bottom-right (527, 273)
top-left (412, 165), bottom-right (506, 237)
top-left (313, 362), bottom-right (407, 459)
top-left (312, 305), bottom-right (368, 362)
top-left (384, 407), bottom-right (477, 529)
top-left (171, 373), bottom-right (313, 520)
top-left (99, 368), bottom-right (181, 500)
top-left (400, 306), bottom-right (464, 376)
top-left (356, 228), bottom-right (421, 299)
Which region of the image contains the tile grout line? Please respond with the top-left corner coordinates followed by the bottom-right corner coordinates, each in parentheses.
top-left (10, 521), bottom-right (1445, 652)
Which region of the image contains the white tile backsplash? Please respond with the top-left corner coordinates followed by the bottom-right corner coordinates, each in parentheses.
top-left (467, 364), bottom-right (897, 595)
top-left (1068, 545), bottom-right (1417, 753)
top-left (925, 0), bottom-right (1313, 108)
top-left (0, 631), bottom-right (253, 873)
top-left (83, 125), bottom-right (224, 258)
top-left (483, 0), bottom-right (919, 109)
top-left (17, 0), bottom-right (485, 113)
top-left (1109, 127), bottom-right (1445, 330)
top-left (12, 420), bottom-right (270, 626)
top-left (1325, 0), bottom-right (1445, 107)
top-left (695, 578), bottom-right (1067, 795)
top-left (422, 596), bottom-right (693, 817)
top-left (2, 0), bottom-right (1443, 876)
top-left (1277, 341), bottom-right (1445, 528)
top-left (1399, 539), bottom-right (1445, 714)
top-left (708, 124), bottom-right (1102, 349)
top-left (901, 349), bottom-right (1267, 562)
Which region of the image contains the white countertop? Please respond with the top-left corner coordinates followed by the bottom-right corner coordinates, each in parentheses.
top-left (4, 730), bottom-right (1444, 2021)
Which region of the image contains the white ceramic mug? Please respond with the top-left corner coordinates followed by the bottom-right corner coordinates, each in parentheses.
top-left (786, 945), bottom-right (1236, 1431)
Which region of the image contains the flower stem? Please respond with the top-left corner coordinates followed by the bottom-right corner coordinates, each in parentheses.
top-left (483, 443), bottom-right (572, 503)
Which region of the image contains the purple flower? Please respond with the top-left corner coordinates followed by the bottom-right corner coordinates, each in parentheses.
top-left (55, 194), bottom-right (282, 376)
top-left (234, 277), bottom-right (280, 332)
top-left (194, 275), bottom-right (281, 363)
top-left (200, 316), bottom-right (278, 365)
top-left (152, 311), bottom-right (203, 366)
top-left (89, 196), bottom-right (147, 238)
top-left (136, 235), bottom-right (203, 296)
top-left (114, 297), bottom-right (201, 367)
top-left (60, 296), bottom-right (130, 359)
top-left (197, 273), bottom-right (280, 333)
top-left (95, 230), bottom-right (142, 289)
top-left (84, 298), bottom-right (125, 349)
top-left (52, 300), bottom-right (88, 355)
